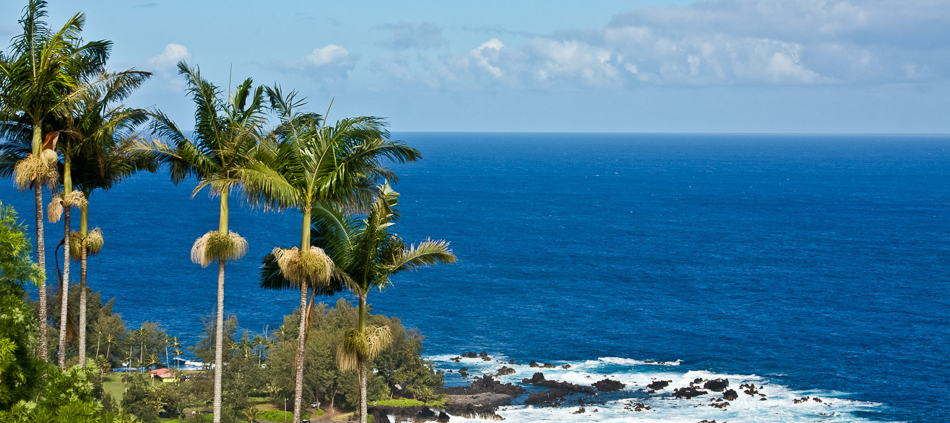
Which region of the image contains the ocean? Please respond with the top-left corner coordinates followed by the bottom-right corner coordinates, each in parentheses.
top-left (3, 133), bottom-right (948, 422)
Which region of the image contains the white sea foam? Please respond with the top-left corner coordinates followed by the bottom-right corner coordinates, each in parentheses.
top-left (598, 357), bottom-right (682, 366)
top-left (426, 355), bottom-right (900, 422)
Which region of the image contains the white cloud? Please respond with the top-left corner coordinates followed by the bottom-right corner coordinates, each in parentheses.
top-left (374, 0), bottom-right (950, 90)
top-left (277, 44), bottom-right (358, 85)
top-left (148, 43), bottom-right (191, 70)
top-left (528, 39), bottom-right (621, 87)
top-left (307, 45), bottom-right (350, 67)
top-left (472, 38), bottom-right (504, 77)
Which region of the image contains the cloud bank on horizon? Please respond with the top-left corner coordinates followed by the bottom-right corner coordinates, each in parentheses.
top-left (5, 0), bottom-right (947, 133)
top-left (366, 0), bottom-right (947, 89)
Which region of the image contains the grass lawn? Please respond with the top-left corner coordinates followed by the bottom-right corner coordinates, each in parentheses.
top-left (101, 373), bottom-right (125, 403)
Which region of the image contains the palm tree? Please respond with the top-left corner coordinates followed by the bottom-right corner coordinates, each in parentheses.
top-left (64, 69), bottom-right (153, 368)
top-left (312, 183), bottom-right (455, 423)
top-left (146, 61), bottom-right (283, 423)
top-left (259, 88), bottom-right (421, 423)
top-left (0, 0), bottom-right (110, 364)
top-left (104, 332), bottom-right (115, 365)
top-left (171, 336), bottom-right (182, 369)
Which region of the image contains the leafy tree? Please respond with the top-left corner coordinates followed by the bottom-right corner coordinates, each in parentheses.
top-left (266, 299), bottom-right (440, 414)
top-left (121, 373), bottom-right (158, 422)
top-left (0, 202), bottom-right (42, 408)
top-left (259, 88), bottom-right (420, 423)
top-left (372, 324), bottom-right (443, 402)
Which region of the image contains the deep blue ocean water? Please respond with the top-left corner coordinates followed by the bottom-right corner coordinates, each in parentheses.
top-left (3, 133), bottom-right (948, 422)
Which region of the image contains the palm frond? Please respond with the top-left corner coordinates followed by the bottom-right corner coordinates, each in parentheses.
top-left (389, 239), bottom-right (457, 272)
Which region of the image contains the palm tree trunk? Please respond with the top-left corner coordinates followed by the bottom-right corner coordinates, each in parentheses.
top-left (293, 280), bottom-right (308, 423)
top-left (78, 203), bottom-right (88, 367)
top-left (34, 183), bottom-right (48, 362)
top-left (358, 293), bottom-right (368, 423)
top-left (214, 257), bottom-right (225, 423)
top-left (293, 207), bottom-right (314, 423)
top-left (360, 359), bottom-right (368, 423)
top-left (213, 190), bottom-right (229, 423)
top-left (58, 202), bottom-right (71, 370)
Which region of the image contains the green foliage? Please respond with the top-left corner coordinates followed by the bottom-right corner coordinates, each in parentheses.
top-left (265, 300), bottom-right (441, 411)
top-left (120, 374), bottom-right (158, 422)
top-left (0, 202), bottom-right (41, 408)
top-left (47, 284), bottom-right (133, 367)
top-left (254, 410), bottom-right (311, 421)
top-left (373, 398), bottom-right (446, 408)
top-left (374, 325), bottom-right (443, 403)
top-left (0, 365), bottom-right (135, 423)
top-left (0, 202), bottom-right (41, 286)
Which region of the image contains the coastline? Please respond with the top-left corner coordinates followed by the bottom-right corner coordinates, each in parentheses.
top-left (365, 352), bottom-right (899, 423)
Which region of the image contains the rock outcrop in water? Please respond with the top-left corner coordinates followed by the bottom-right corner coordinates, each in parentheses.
top-left (521, 372), bottom-right (596, 395)
top-left (496, 366), bottom-right (516, 376)
top-left (673, 386), bottom-right (708, 399)
top-left (592, 378), bottom-right (625, 392)
top-left (703, 378), bottom-right (729, 392)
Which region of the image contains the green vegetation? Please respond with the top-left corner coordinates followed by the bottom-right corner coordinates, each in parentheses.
top-left (374, 398), bottom-right (446, 408)
top-left (254, 409), bottom-right (316, 421)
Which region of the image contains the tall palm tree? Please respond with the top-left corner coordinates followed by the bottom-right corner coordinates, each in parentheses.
top-left (64, 69), bottom-right (153, 368)
top-left (0, 0), bottom-right (110, 363)
top-left (259, 88), bottom-right (421, 423)
top-left (147, 61), bottom-right (283, 423)
top-left (312, 183), bottom-right (455, 423)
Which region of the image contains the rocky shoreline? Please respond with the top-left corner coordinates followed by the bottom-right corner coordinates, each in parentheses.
top-left (371, 351), bottom-right (837, 422)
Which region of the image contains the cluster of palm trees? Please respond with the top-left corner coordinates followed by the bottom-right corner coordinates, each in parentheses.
top-left (0, 0), bottom-right (154, 371)
top-left (0, 2), bottom-right (456, 423)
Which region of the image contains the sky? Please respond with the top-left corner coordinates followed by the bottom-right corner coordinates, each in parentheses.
top-left (1, 0), bottom-right (949, 133)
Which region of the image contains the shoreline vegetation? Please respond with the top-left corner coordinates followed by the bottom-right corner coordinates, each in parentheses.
top-left (0, 1), bottom-right (458, 422)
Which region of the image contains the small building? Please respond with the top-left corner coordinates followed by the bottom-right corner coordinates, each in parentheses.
top-left (149, 368), bottom-right (177, 382)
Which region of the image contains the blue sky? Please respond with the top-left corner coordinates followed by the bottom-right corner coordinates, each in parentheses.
top-left (2, 0), bottom-right (948, 133)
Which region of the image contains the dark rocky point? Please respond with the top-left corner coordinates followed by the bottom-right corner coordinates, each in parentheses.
top-left (673, 386), bottom-right (708, 399)
top-left (417, 408), bottom-right (437, 419)
top-left (496, 366), bottom-right (516, 376)
top-left (647, 380), bottom-right (671, 390)
top-left (723, 389), bottom-right (738, 401)
top-left (592, 379), bottom-right (625, 392)
top-left (521, 372), bottom-right (595, 395)
top-left (703, 378), bottom-right (729, 392)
